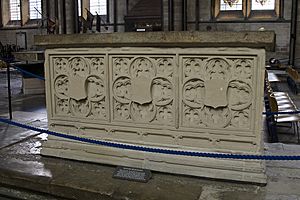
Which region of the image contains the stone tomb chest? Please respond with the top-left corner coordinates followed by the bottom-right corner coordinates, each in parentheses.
top-left (35, 31), bottom-right (275, 183)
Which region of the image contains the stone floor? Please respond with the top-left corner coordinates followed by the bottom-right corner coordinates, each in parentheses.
top-left (0, 70), bottom-right (300, 200)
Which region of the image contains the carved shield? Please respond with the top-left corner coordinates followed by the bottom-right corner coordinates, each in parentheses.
top-left (131, 76), bottom-right (152, 104)
top-left (204, 79), bottom-right (229, 108)
top-left (68, 76), bottom-right (87, 101)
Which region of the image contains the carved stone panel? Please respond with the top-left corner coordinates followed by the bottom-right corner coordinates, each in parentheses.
top-left (111, 56), bottom-right (176, 127)
top-left (52, 56), bottom-right (107, 120)
top-left (44, 48), bottom-right (266, 184)
top-left (181, 57), bottom-right (254, 130)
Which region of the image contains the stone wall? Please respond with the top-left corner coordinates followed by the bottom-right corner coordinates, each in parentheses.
top-left (160, 0), bottom-right (293, 59)
top-left (0, 0), bottom-right (47, 50)
top-left (190, 22), bottom-right (290, 60)
top-left (193, 0), bottom-right (291, 60)
top-left (0, 0), bottom-right (297, 60)
top-left (0, 28), bottom-right (46, 50)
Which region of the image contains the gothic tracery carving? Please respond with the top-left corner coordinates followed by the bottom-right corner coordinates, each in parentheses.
top-left (52, 54), bottom-right (254, 130)
top-left (53, 56), bottom-right (107, 120)
top-left (112, 56), bottom-right (175, 125)
top-left (182, 57), bottom-right (253, 129)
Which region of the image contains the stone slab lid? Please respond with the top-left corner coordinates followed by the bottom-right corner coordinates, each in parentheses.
top-left (34, 31), bottom-right (275, 51)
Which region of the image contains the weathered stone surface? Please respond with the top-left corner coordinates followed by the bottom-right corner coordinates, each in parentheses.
top-left (34, 31), bottom-right (275, 51)
top-left (42, 46), bottom-right (266, 183)
top-left (12, 51), bottom-right (44, 61)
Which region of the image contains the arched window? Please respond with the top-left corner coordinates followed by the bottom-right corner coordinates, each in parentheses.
top-left (89, 0), bottom-right (107, 15)
top-left (9, 0), bottom-right (21, 21)
top-left (214, 0), bottom-right (280, 20)
top-left (220, 0), bottom-right (243, 11)
top-left (251, 0), bottom-right (275, 10)
top-left (29, 0), bottom-right (42, 19)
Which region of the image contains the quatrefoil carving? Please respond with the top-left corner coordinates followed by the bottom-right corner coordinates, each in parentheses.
top-left (182, 58), bottom-right (252, 128)
top-left (54, 57), bottom-right (105, 117)
top-left (113, 57), bottom-right (174, 123)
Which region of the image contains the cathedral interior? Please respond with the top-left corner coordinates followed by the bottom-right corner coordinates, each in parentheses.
top-left (0, 0), bottom-right (300, 199)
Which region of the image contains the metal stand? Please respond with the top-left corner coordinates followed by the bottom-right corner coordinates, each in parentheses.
top-left (7, 63), bottom-right (12, 119)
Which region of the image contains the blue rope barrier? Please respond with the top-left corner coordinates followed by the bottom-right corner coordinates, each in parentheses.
top-left (12, 66), bottom-right (45, 81)
top-left (1, 117), bottom-right (300, 161)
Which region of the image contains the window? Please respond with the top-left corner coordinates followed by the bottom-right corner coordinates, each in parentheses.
top-left (10, 0), bottom-right (21, 21)
top-left (220, 0), bottom-right (243, 11)
top-left (78, 0), bottom-right (81, 16)
top-left (214, 0), bottom-right (280, 20)
top-left (251, 0), bottom-right (275, 10)
top-left (90, 0), bottom-right (107, 15)
top-left (29, 0), bottom-right (42, 19)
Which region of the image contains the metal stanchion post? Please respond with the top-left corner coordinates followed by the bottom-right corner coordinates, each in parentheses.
top-left (7, 63), bottom-right (12, 119)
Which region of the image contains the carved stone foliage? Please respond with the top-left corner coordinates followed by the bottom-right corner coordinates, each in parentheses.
top-left (53, 56), bottom-right (107, 120)
top-left (112, 56), bottom-right (175, 125)
top-left (182, 57), bottom-right (253, 129)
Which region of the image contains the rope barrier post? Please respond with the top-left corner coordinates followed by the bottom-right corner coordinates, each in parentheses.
top-left (7, 62), bottom-right (12, 120)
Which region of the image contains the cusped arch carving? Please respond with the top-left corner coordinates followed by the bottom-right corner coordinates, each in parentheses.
top-left (182, 78), bottom-right (205, 109)
top-left (68, 57), bottom-right (90, 77)
top-left (152, 77), bottom-right (173, 106)
top-left (87, 75), bottom-right (105, 102)
top-left (182, 57), bottom-right (253, 129)
top-left (205, 58), bottom-right (231, 80)
top-left (54, 58), bottom-right (68, 75)
top-left (129, 57), bottom-right (156, 78)
top-left (53, 56), bottom-right (106, 119)
top-left (54, 75), bottom-right (69, 99)
top-left (113, 76), bottom-right (132, 104)
top-left (228, 80), bottom-right (252, 110)
top-left (112, 56), bottom-right (175, 124)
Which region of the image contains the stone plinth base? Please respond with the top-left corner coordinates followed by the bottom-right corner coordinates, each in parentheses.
top-left (42, 134), bottom-right (267, 184)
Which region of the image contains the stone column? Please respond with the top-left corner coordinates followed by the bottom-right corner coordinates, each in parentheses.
top-left (58, 0), bottom-right (65, 34)
top-left (65, 0), bottom-right (77, 34)
top-left (47, 0), bottom-right (56, 20)
top-left (2, 0), bottom-right (10, 25)
top-left (21, 0), bottom-right (29, 26)
top-left (162, 0), bottom-right (169, 31)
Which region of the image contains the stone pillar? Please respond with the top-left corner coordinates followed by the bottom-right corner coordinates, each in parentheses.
top-left (65, 0), bottom-right (77, 34)
top-left (21, 0), bottom-right (29, 26)
top-left (2, 0), bottom-right (10, 25)
top-left (58, 0), bottom-right (65, 34)
top-left (47, 0), bottom-right (56, 20)
top-left (162, 0), bottom-right (169, 31)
